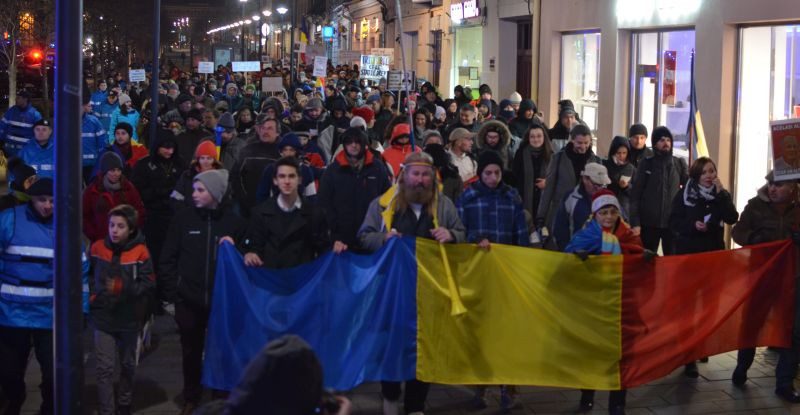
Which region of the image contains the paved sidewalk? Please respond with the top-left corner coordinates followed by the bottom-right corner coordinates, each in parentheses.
top-left (3, 315), bottom-right (800, 414)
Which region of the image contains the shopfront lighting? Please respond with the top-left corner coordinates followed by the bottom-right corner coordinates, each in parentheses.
top-left (263, 10), bottom-right (272, 17)
top-left (252, 15), bottom-right (260, 21)
top-left (276, 6), bottom-right (288, 15)
top-left (245, 19), bottom-right (252, 24)
top-left (616, 0), bottom-right (702, 23)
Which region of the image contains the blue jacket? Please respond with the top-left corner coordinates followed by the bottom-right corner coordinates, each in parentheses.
top-left (18, 138), bottom-right (55, 179)
top-left (94, 100), bottom-right (119, 131)
top-left (82, 113), bottom-right (108, 167)
top-left (108, 108), bottom-right (141, 143)
top-left (553, 185), bottom-right (593, 251)
top-left (90, 90), bottom-right (108, 113)
top-left (0, 104), bottom-right (43, 157)
top-left (0, 204), bottom-right (89, 329)
top-left (456, 181), bottom-right (530, 247)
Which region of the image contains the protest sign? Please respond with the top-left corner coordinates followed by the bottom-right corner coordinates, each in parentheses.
top-left (360, 55), bottom-right (390, 81)
top-left (771, 118), bottom-right (800, 181)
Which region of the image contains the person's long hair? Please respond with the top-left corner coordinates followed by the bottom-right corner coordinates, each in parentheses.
top-left (394, 152), bottom-right (438, 218)
top-left (520, 123), bottom-right (554, 162)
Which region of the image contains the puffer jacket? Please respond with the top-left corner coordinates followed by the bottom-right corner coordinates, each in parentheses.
top-left (160, 204), bottom-right (247, 307)
top-left (89, 231), bottom-right (155, 333)
top-left (732, 185), bottom-right (800, 246)
top-left (629, 152), bottom-right (688, 228)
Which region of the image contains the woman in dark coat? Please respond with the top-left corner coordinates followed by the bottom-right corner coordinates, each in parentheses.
top-left (511, 123), bottom-right (553, 218)
top-left (602, 136), bottom-right (636, 221)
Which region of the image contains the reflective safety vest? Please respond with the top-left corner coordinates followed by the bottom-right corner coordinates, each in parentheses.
top-left (0, 205), bottom-right (88, 329)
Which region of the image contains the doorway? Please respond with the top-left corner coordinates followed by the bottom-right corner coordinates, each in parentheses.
top-left (630, 29), bottom-right (696, 159)
top-left (516, 20), bottom-right (532, 100)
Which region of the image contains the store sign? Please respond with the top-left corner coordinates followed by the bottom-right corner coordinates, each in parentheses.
top-left (360, 55), bottom-right (390, 81)
top-left (662, 50), bottom-right (676, 105)
top-left (450, 0), bottom-right (480, 21)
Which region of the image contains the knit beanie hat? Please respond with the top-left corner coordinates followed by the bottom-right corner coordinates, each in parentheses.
top-left (305, 97), bottom-right (324, 110)
top-left (176, 93), bottom-right (194, 106)
top-left (434, 105), bottom-right (446, 121)
top-left (366, 93), bottom-right (381, 105)
top-left (226, 335), bottom-right (323, 415)
top-left (351, 106), bottom-right (375, 124)
top-left (9, 160), bottom-right (37, 192)
top-left (277, 133), bottom-right (303, 152)
top-left (651, 126), bottom-right (673, 147)
top-left (477, 150), bottom-right (504, 178)
top-left (27, 177), bottom-right (54, 197)
top-left (114, 122), bottom-right (133, 137)
top-left (194, 140), bottom-right (218, 160)
top-left (99, 152), bottom-right (124, 175)
top-left (508, 92), bottom-right (523, 105)
top-left (187, 108), bottom-right (204, 122)
top-left (193, 169), bottom-right (229, 203)
top-left (421, 129), bottom-right (444, 147)
top-left (218, 112), bottom-right (236, 130)
top-left (628, 123), bottom-right (648, 138)
top-left (479, 84), bottom-right (492, 96)
top-left (349, 116), bottom-right (367, 131)
top-left (591, 188), bottom-right (621, 213)
top-left (117, 93), bottom-right (132, 106)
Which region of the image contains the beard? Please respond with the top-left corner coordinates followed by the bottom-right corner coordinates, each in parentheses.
top-left (403, 183), bottom-right (435, 205)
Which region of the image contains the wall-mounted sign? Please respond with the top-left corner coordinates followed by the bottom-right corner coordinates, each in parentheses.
top-left (450, 0), bottom-right (480, 21)
top-left (322, 26), bottom-right (334, 39)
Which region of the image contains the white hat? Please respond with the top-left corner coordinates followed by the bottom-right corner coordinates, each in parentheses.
top-left (509, 91), bottom-right (522, 105)
top-left (581, 163), bottom-right (611, 186)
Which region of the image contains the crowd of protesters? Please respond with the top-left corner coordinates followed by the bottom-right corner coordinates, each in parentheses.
top-left (0, 59), bottom-right (799, 415)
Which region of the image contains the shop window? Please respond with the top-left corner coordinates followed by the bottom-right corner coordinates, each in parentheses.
top-left (452, 26), bottom-right (482, 94)
top-left (560, 32), bottom-right (601, 132)
top-left (736, 25), bottom-right (800, 212)
top-left (630, 30), bottom-right (695, 160)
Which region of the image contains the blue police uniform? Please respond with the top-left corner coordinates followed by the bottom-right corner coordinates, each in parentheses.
top-left (82, 112), bottom-right (108, 167)
top-left (90, 89), bottom-right (108, 113)
top-left (19, 138), bottom-right (55, 179)
top-left (94, 100), bottom-right (119, 132)
top-left (0, 104), bottom-right (43, 157)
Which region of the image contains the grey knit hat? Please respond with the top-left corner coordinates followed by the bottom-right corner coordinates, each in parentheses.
top-left (193, 169), bottom-right (229, 203)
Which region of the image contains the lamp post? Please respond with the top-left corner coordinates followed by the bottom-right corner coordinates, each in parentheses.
top-left (277, 6), bottom-right (287, 66)
top-left (239, 0), bottom-right (247, 60)
top-left (262, 9), bottom-right (272, 60)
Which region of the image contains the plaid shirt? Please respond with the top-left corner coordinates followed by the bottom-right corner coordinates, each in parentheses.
top-left (456, 181), bottom-right (530, 246)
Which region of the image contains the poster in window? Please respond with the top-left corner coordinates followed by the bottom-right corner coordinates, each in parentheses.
top-left (771, 118), bottom-right (800, 181)
top-left (469, 67), bottom-right (478, 80)
top-left (662, 50), bottom-right (676, 106)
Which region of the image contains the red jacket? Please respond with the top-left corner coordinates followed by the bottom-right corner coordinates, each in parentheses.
top-left (82, 177), bottom-right (146, 242)
top-left (382, 143), bottom-right (420, 177)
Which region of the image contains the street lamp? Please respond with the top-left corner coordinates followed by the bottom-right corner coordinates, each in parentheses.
top-left (263, 10), bottom-right (272, 17)
top-left (277, 6), bottom-right (287, 64)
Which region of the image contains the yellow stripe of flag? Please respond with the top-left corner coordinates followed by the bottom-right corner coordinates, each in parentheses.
top-left (415, 238), bottom-right (623, 390)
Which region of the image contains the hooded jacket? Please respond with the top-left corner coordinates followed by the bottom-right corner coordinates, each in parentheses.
top-left (160, 204), bottom-right (247, 307)
top-left (89, 231), bottom-right (155, 332)
top-left (602, 136), bottom-right (637, 220)
top-left (507, 100), bottom-right (538, 138)
top-left (82, 177), bottom-right (146, 243)
top-left (475, 120), bottom-right (515, 172)
top-left (130, 138), bottom-right (185, 216)
top-left (382, 127), bottom-right (421, 176)
top-left (732, 184), bottom-right (800, 246)
top-left (231, 137), bottom-right (281, 216)
top-left (318, 150), bottom-right (392, 249)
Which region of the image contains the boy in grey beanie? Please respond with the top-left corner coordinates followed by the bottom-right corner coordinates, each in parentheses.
top-left (193, 169), bottom-right (229, 205)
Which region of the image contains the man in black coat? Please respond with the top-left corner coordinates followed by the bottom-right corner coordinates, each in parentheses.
top-left (243, 157), bottom-right (331, 269)
top-left (230, 116), bottom-right (281, 217)
top-left (160, 168), bottom-right (247, 415)
top-left (318, 128), bottom-right (391, 253)
top-left (629, 126), bottom-right (689, 255)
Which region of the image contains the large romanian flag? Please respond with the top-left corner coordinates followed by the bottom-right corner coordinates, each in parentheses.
top-left (203, 238), bottom-right (795, 391)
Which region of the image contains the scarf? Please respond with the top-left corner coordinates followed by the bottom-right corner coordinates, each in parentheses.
top-left (521, 145), bottom-right (544, 213)
top-left (683, 179), bottom-right (716, 207)
top-left (103, 176), bottom-right (122, 191)
top-left (566, 220), bottom-right (621, 255)
top-left (565, 143), bottom-right (590, 179)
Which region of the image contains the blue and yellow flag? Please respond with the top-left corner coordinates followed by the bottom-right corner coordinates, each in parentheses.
top-left (687, 49), bottom-right (709, 161)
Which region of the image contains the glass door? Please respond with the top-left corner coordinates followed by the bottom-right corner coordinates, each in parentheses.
top-left (631, 30), bottom-right (696, 159)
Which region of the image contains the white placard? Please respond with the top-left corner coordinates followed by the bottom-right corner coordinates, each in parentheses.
top-left (232, 61), bottom-right (261, 72)
top-left (128, 69), bottom-right (146, 82)
top-left (198, 61), bottom-right (214, 74)
top-left (360, 55), bottom-right (390, 81)
top-left (313, 56), bottom-right (328, 78)
top-left (261, 77), bottom-right (284, 92)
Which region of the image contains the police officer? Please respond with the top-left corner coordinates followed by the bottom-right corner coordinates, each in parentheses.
top-left (0, 90), bottom-right (43, 157)
top-left (19, 119), bottom-right (55, 179)
top-left (0, 178), bottom-right (90, 415)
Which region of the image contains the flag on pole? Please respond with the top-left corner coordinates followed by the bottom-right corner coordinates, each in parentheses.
top-left (687, 49), bottom-right (709, 162)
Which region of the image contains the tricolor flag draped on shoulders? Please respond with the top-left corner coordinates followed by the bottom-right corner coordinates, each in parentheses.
top-left (203, 238), bottom-right (795, 392)
top-left (687, 49), bottom-right (710, 161)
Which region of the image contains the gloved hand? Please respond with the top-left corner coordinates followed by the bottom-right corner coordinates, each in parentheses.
top-left (574, 250), bottom-right (590, 261)
top-left (642, 249), bottom-right (658, 262)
